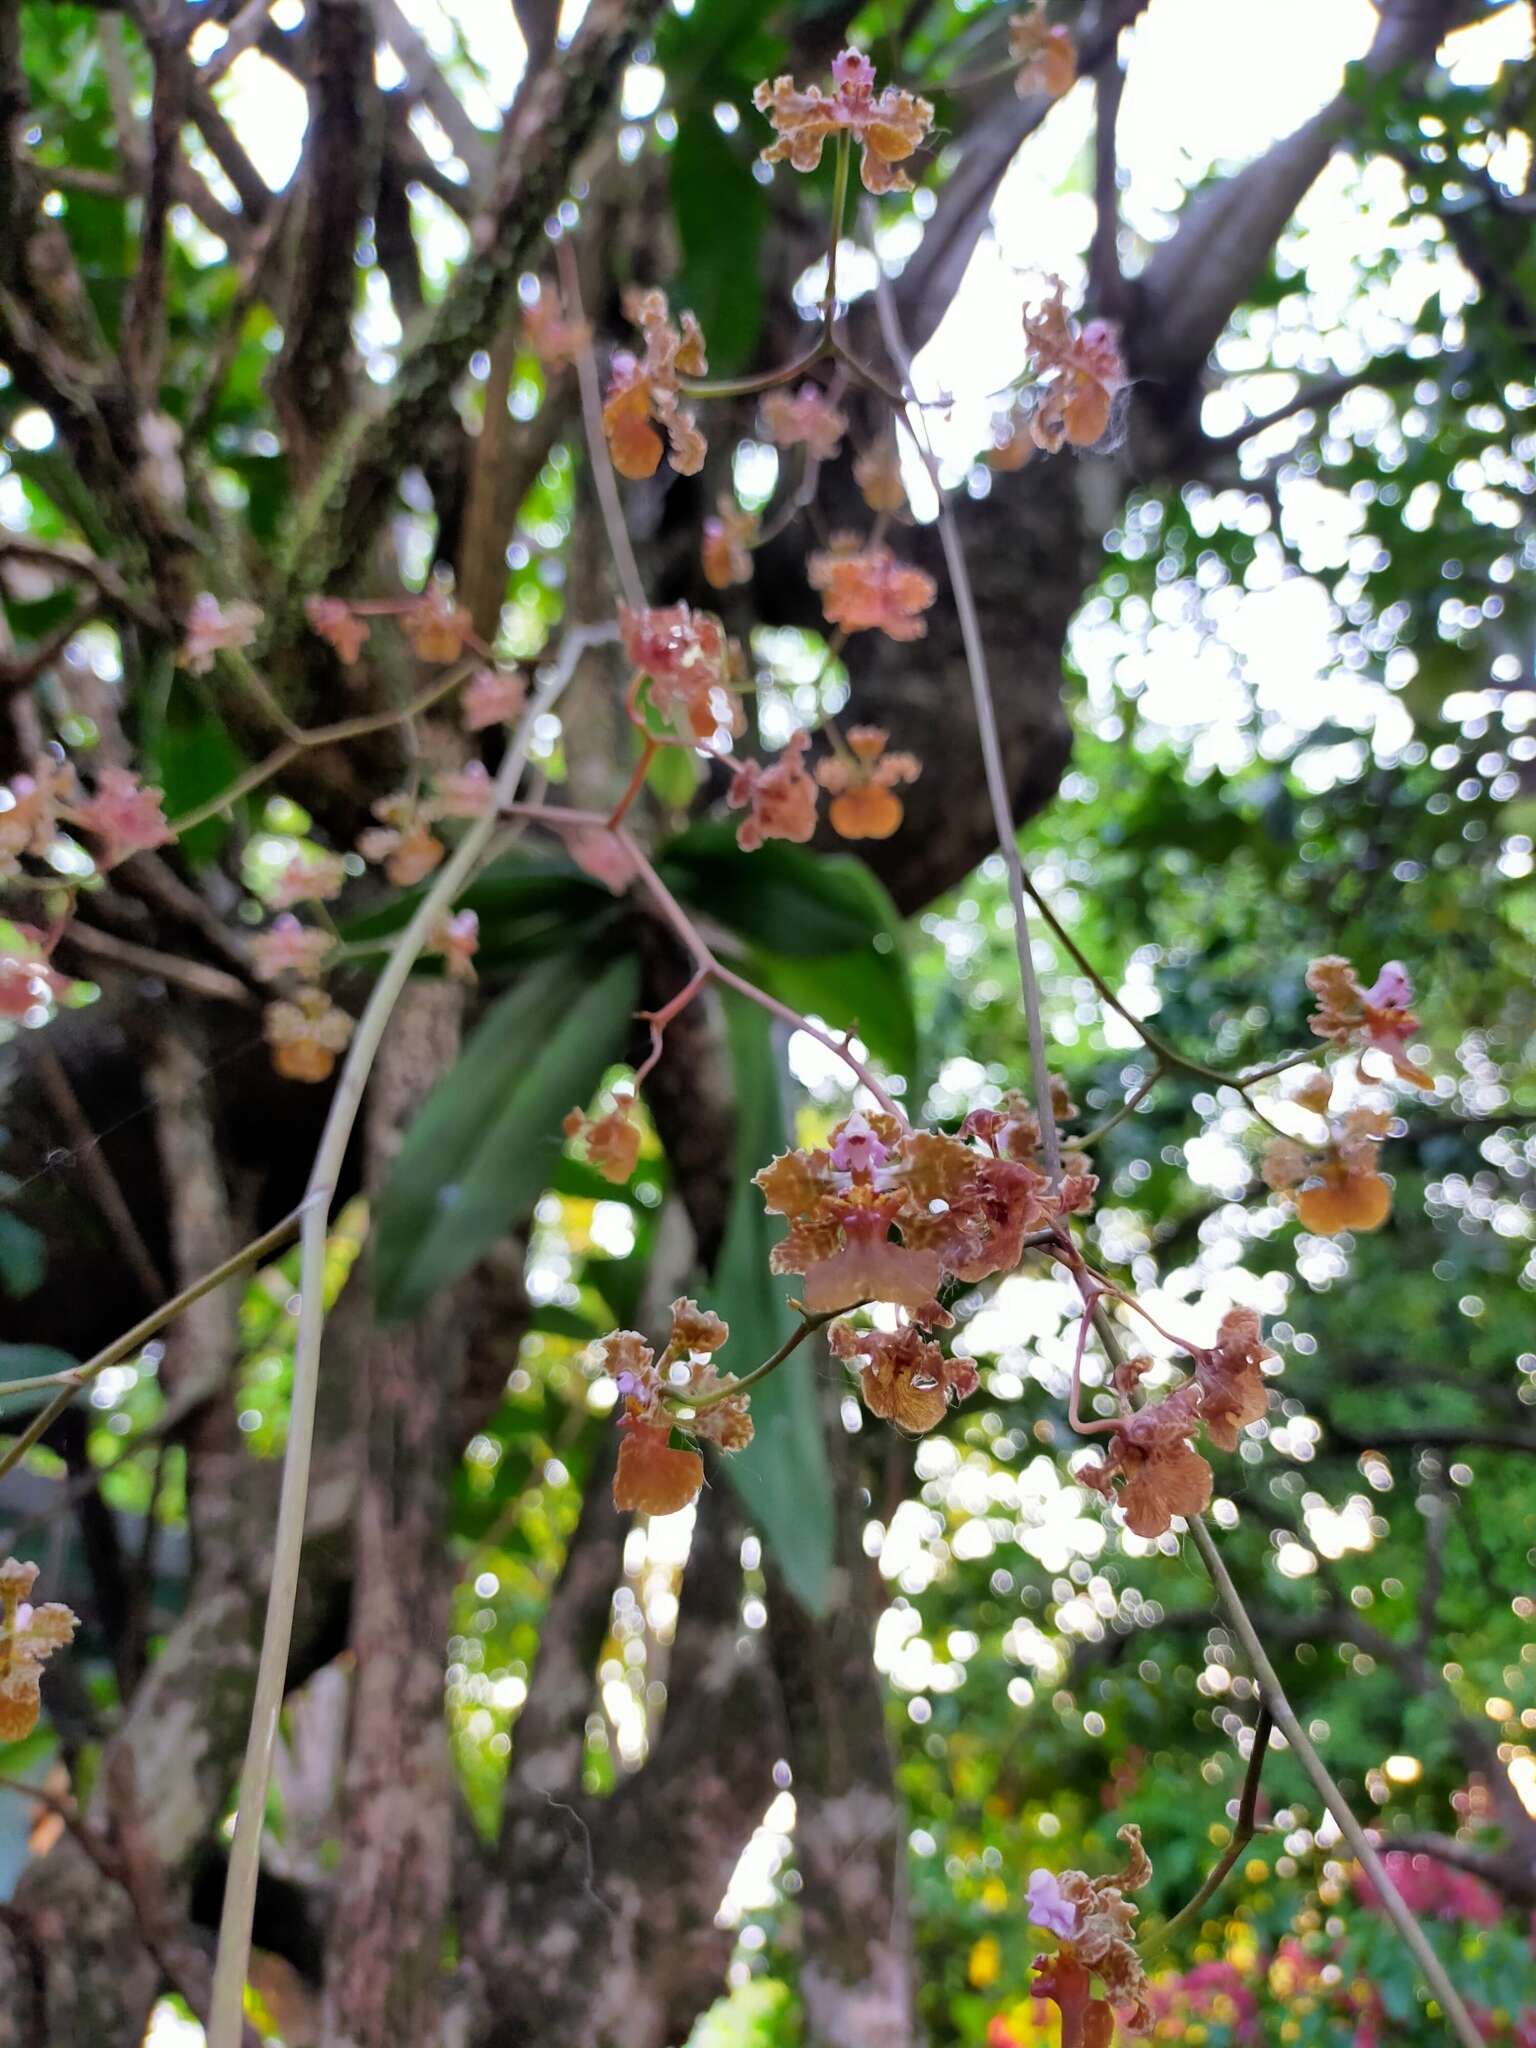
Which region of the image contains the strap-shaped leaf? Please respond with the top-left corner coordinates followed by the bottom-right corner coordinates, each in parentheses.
top-left (711, 989), bottom-right (834, 1615)
top-left (344, 845), bottom-right (613, 972)
top-left (373, 949), bottom-right (639, 1322)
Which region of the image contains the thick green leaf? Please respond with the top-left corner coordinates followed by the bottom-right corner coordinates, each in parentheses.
top-left (660, 824), bottom-right (917, 1072)
top-left (671, 116), bottom-right (767, 375)
top-left (343, 845), bottom-right (615, 973)
top-left (711, 990), bottom-right (833, 1614)
top-left (374, 950), bottom-right (639, 1321)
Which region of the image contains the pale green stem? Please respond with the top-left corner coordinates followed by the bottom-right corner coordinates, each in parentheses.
top-left (871, 260), bottom-right (1062, 1182)
top-left (824, 133), bottom-right (852, 320)
top-left (557, 237), bottom-right (645, 614)
top-left (206, 626), bottom-right (601, 2048)
top-left (0, 1209), bottom-right (308, 1478)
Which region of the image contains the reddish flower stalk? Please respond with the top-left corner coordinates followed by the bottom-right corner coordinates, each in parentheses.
top-left (503, 801), bottom-right (905, 1119)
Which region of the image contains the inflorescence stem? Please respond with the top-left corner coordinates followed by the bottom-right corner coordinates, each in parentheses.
top-left (870, 212), bottom-right (1481, 2048)
top-left (666, 1302), bottom-right (855, 1416)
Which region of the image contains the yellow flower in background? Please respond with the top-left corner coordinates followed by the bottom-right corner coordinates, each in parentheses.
top-left (969, 1935), bottom-right (1002, 1989)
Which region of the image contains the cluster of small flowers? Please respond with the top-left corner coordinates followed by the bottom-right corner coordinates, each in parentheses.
top-left (0, 1557), bottom-right (76, 1743)
top-left (1010, 4), bottom-right (1078, 100)
top-left (767, 1096), bottom-right (1095, 1429)
top-left (254, 761), bottom-right (495, 1082)
top-left (600, 1299), bottom-right (754, 1515)
top-left (1022, 1828), bottom-right (1155, 2048)
top-left (602, 289), bottom-right (708, 482)
top-left (0, 757), bottom-right (176, 1029)
top-left (1076, 1307), bottom-right (1273, 1539)
top-left (595, 1096), bottom-right (1097, 1514)
top-left (1260, 958), bottom-right (1432, 1235)
top-left (991, 283), bottom-right (1128, 459)
top-left (618, 599), bottom-right (925, 850)
top-left (238, 593), bottom-right (526, 1082)
top-left (0, 758), bottom-right (172, 880)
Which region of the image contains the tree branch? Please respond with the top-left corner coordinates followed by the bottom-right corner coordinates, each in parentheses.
top-left (122, 18), bottom-right (185, 399)
top-left (1087, 23), bottom-right (1127, 316)
top-left (1135, 0), bottom-right (1469, 397)
top-left (892, 0), bottom-right (1151, 353)
top-left (276, 0), bottom-right (664, 607)
top-left (270, 0), bottom-right (375, 486)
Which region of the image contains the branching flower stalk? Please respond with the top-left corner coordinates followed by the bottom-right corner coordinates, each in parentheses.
top-left (504, 800), bottom-right (904, 1117)
top-left (168, 655), bottom-right (484, 836)
top-left (874, 232), bottom-right (1483, 2047)
top-left (206, 627), bottom-right (605, 2048)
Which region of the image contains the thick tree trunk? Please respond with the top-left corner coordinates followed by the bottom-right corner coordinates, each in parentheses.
top-left (767, 1397), bottom-right (915, 2048)
top-left (320, 985), bottom-right (466, 2048)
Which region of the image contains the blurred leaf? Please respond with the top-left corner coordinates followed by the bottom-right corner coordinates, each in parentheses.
top-left (0, 1215), bottom-right (46, 1300)
top-left (344, 844), bottom-right (615, 972)
top-left (711, 990), bottom-right (833, 1614)
top-left (671, 115), bottom-right (768, 375)
top-left (0, 1343), bottom-right (75, 1383)
top-left (645, 737), bottom-right (703, 809)
top-left (374, 949), bottom-right (639, 1320)
top-left (143, 697), bottom-right (245, 865)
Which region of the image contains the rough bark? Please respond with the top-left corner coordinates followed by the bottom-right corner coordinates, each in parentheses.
top-left (320, 985), bottom-right (466, 2048)
top-left (0, 1454), bottom-right (355, 2047)
top-left (270, 0), bottom-right (376, 488)
top-left (766, 1399), bottom-right (914, 2048)
top-left (465, 1478), bottom-right (780, 2048)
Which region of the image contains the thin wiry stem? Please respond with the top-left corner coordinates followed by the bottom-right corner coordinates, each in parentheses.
top-left (169, 660), bottom-right (478, 835)
top-left (1144, 1700), bottom-right (1273, 1958)
top-left (1012, 857), bottom-right (1324, 1104)
top-left (666, 1303), bottom-right (857, 1415)
top-left (206, 627), bottom-right (601, 2048)
top-left (1187, 1516), bottom-right (1485, 2048)
top-left (1078, 1058), bottom-right (1166, 1149)
top-left (0, 1209), bottom-right (308, 1482)
top-left (557, 236), bottom-right (645, 615)
top-left (872, 259), bottom-right (1062, 1182)
top-left (1088, 1303), bottom-right (1484, 2044)
top-left (504, 800), bottom-right (904, 1118)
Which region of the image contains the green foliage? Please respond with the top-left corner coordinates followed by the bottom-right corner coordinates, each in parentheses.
top-left (671, 116), bottom-right (769, 377)
top-left (711, 990), bottom-right (834, 1615)
top-left (373, 951), bottom-right (640, 1321)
